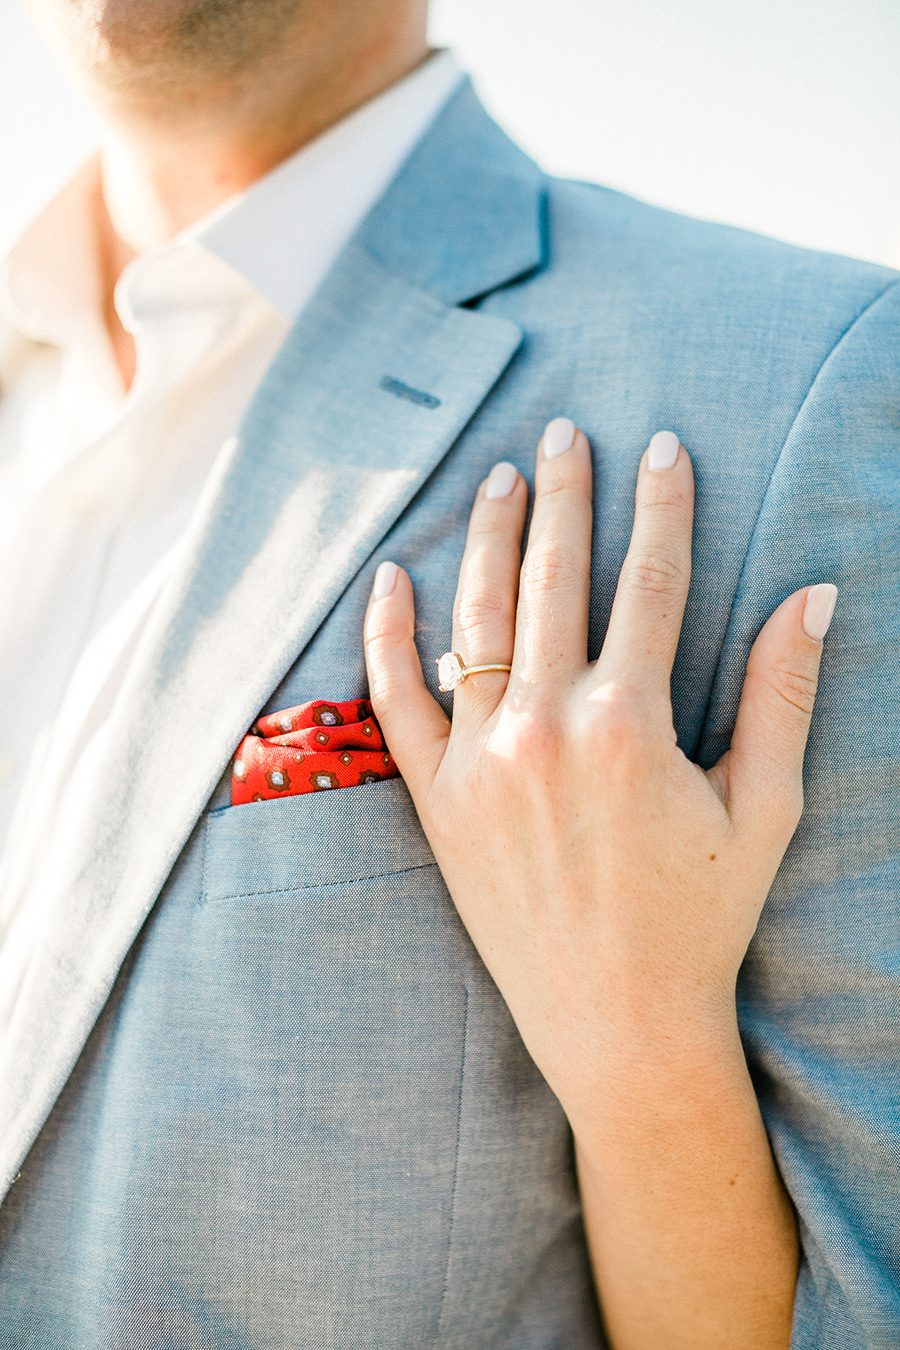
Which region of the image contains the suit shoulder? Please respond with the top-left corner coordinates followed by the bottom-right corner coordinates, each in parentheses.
top-left (538, 174), bottom-right (899, 335)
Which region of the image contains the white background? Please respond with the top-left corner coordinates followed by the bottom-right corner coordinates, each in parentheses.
top-left (1, 0), bottom-right (898, 267)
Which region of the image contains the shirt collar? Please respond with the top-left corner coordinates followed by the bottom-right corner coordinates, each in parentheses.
top-left (190, 46), bottom-right (465, 322)
top-left (0, 46), bottom-right (465, 346)
top-left (0, 155), bottom-right (108, 349)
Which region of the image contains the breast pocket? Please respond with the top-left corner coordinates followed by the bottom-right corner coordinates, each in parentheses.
top-left (188, 776), bottom-right (477, 1345)
top-left (200, 773), bottom-right (438, 900)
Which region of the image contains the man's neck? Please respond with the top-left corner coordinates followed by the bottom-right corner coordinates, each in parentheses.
top-left (86, 16), bottom-right (430, 391)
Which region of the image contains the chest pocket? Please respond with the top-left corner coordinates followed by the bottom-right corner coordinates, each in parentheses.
top-left (200, 774), bottom-right (437, 900)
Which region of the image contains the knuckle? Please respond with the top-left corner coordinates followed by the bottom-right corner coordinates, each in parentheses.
top-left (363, 623), bottom-right (395, 658)
top-left (589, 675), bottom-right (645, 710)
top-left (363, 622), bottom-right (410, 709)
top-left (585, 679), bottom-right (651, 763)
top-left (597, 721), bottom-right (646, 774)
top-left (454, 588), bottom-right (513, 635)
top-left (505, 703), bottom-right (563, 764)
top-left (363, 659), bottom-right (402, 710)
top-left (765, 664), bottom-right (818, 717)
top-left (621, 550), bottom-right (687, 598)
top-left (642, 487), bottom-right (690, 516)
top-left (366, 675), bottom-right (397, 710)
top-left (537, 476), bottom-right (587, 504)
top-left (522, 542), bottom-right (580, 595)
top-left (467, 515), bottom-right (510, 548)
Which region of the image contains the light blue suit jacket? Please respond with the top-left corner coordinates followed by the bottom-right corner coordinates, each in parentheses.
top-left (0, 77), bottom-right (897, 1349)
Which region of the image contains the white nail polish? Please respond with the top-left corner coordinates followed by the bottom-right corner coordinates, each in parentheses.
top-left (802, 583), bottom-right (838, 639)
top-left (647, 430), bottom-right (680, 470)
top-left (542, 416), bottom-right (576, 458)
top-left (485, 461), bottom-right (518, 498)
top-left (373, 560), bottom-right (398, 599)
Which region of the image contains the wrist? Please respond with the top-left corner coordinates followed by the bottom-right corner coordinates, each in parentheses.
top-left (606, 984), bottom-right (741, 1059)
top-left (559, 999), bottom-right (750, 1151)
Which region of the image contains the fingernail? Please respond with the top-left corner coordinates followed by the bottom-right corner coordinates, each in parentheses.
top-left (485, 460), bottom-right (518, 498)
top-left (542, 416), bottom-right (576, 458)
top-left (373, 560), bottom-right (398, 599)
top-left (802, 583), bottom-right (838, 640)
top-left (647, 430), bottom-right (680, 470)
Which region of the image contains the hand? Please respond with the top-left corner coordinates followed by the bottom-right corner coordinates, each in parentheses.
top-left (362, 418), bottom-right (837, 1124)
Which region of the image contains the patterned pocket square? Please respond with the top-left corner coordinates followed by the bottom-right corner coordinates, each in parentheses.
top-left (230, 697), bottom-right (399, 805)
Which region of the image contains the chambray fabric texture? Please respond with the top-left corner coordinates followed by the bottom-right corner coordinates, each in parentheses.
top-left (0, 77), bottom-right (898, 1349)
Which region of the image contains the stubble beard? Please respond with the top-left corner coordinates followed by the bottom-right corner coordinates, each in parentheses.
top-left (58, 0), bottom-right (318, 105)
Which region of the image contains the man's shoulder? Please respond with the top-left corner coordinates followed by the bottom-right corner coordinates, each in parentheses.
top-left (534, 173), bottom-right (898, 344)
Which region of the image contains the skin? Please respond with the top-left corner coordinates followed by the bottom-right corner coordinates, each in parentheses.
top-left (363, 426), bottom-right (838, 1347)
top-left (22, 0), bottom-right (429, 387)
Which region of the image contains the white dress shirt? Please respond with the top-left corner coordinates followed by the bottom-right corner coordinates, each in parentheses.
top-left (0, 48), bottom-right (465, 1033)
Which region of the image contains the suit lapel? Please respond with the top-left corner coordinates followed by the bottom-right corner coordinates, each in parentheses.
top-left (0, 80), bottom-right (546, 1200)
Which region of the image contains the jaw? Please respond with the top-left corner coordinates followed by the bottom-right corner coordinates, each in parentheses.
top-left (26, 0), bottom-right (306, 88)
top-left (23, 0), bottom-right (319, 136)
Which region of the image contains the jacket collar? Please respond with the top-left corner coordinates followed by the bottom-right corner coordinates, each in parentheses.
top-left (358, 74), bottom-right (546, 305)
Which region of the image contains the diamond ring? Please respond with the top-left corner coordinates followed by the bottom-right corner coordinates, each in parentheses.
top-left (436, 650), bottom-right (513, 692)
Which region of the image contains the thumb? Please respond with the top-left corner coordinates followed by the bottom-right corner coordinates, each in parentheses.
top-left (363, 559), bottom-right (450, 804)
top-left (711, 583), bottom-right (838, 830)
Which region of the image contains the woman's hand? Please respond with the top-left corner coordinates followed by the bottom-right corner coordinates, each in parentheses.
top-left (362, 418), bottom-right (836, 1121)
top-left (363, 418), bottom-right (836, 1348)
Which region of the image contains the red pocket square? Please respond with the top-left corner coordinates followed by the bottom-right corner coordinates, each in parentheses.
top-left (230, 697), bottom-right (399, 805)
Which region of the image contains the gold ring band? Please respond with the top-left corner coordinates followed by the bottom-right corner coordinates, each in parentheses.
top-left (436, 651), bottom-right (512, 692)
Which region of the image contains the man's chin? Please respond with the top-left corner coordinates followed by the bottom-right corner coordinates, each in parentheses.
top-left (32, 0), bottom-right (301, 86)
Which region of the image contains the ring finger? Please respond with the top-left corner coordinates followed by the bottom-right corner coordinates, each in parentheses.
top-left (446, 459), bottom-right (528, 729)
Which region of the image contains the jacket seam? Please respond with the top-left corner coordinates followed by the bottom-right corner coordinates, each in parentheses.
top-left (200, 858), bottom-right (439, 904)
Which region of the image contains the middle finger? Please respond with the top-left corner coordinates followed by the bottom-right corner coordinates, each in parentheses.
top-left (596, 430), bottom-right (695, 698)
top-left (511, 417), bottom-right (593, 686)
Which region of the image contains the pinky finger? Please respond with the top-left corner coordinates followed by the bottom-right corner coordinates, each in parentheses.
top-left (363, 560), bottom-right (450, 802)
top-left (709, 582), bottom-right (838, 832)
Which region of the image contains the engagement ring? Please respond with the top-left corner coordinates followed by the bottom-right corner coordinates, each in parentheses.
top-left (436, 651), bottom-right (512, 692)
